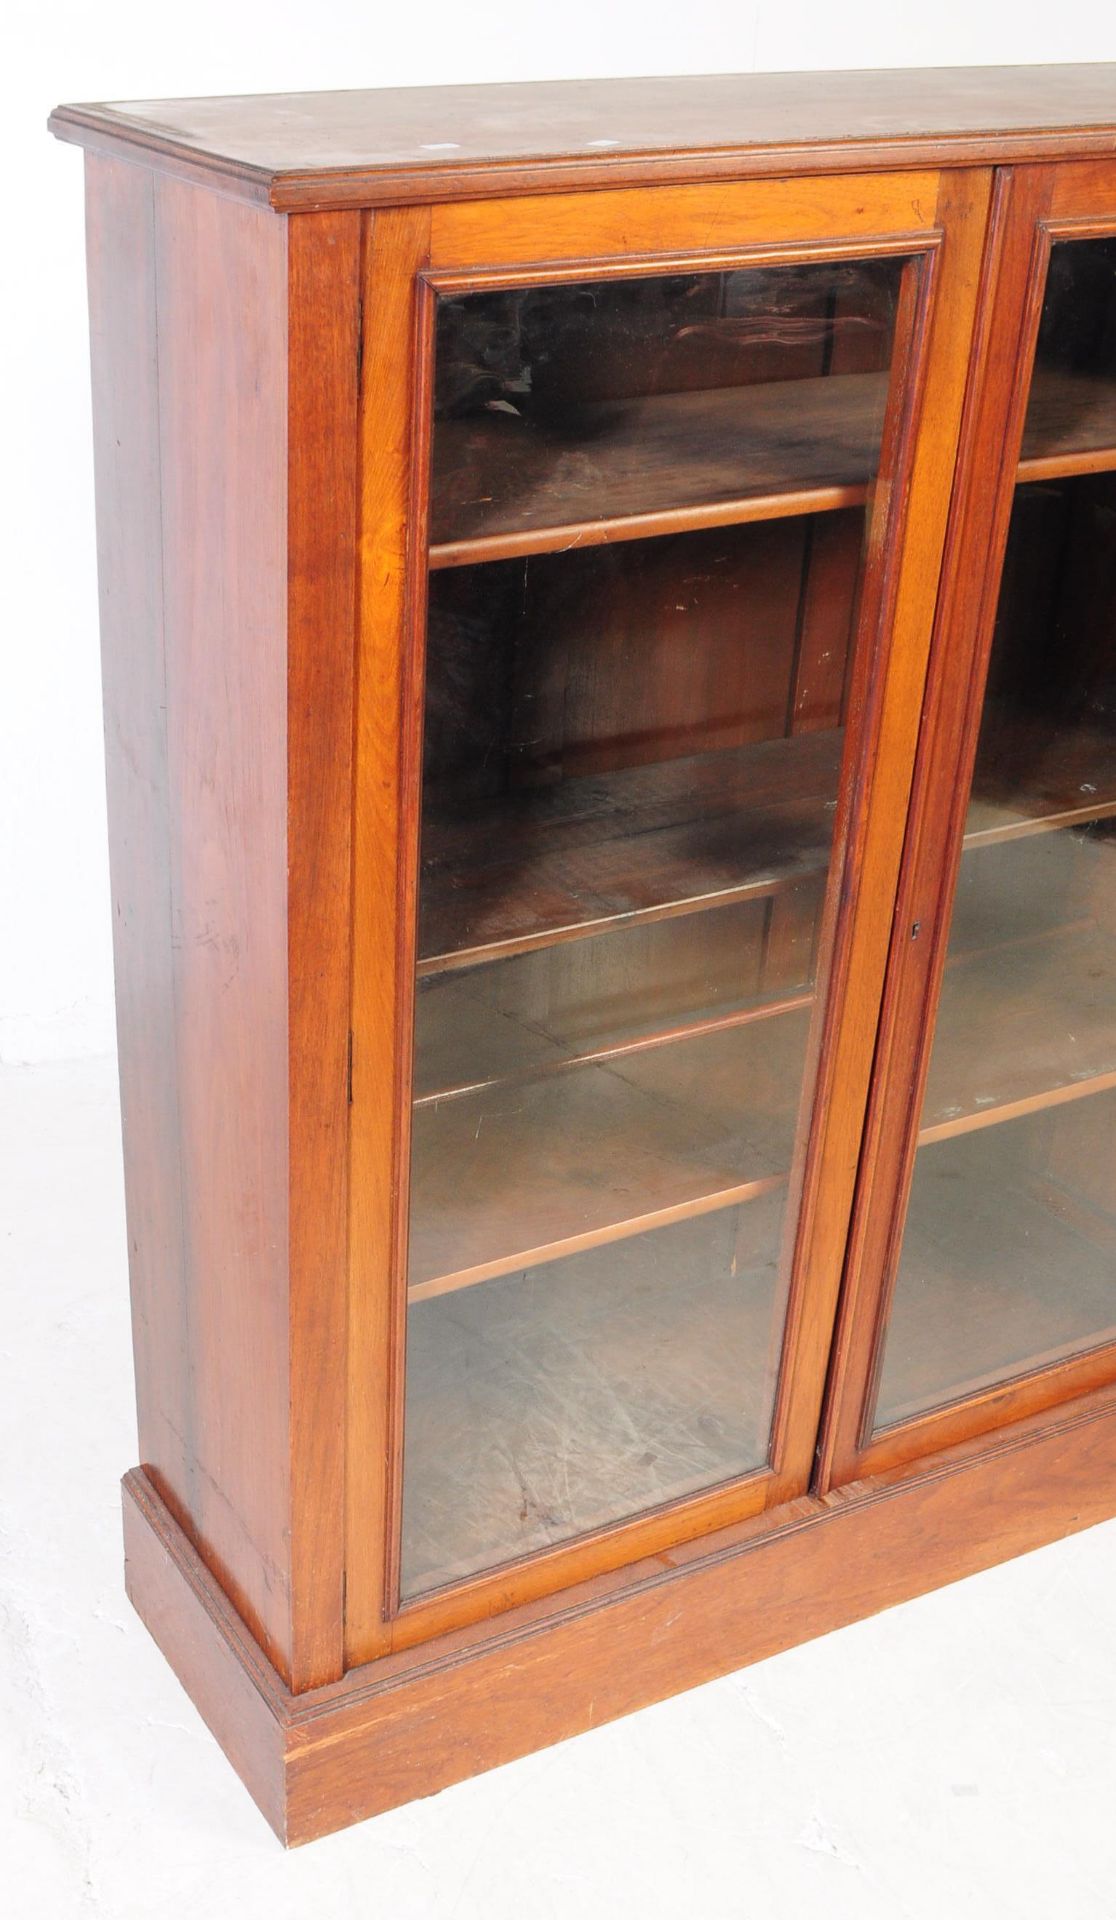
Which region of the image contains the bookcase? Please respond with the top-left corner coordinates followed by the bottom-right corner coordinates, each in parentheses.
top-left (50, 66), bottom-right (1116, 1844)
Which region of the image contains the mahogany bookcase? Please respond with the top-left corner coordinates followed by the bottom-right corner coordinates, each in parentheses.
top-left (50, 66), bottom-right (1116, 1844)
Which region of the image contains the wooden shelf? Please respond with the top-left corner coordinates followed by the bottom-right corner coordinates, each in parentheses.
top-left (427, 365), bottom-right (1116, 573)
top-left (418, 727), bottom-right (842, 975)
top-left (429, 372), bottom-right (885, 569)
top-left (410, 918), bottom-right (1116, 1300)
top-left (1018, 368), bottom-right (1116, 483)
top-left (922, 925), bottom-right (1116, 1145)
top-left (419, 712), bottom-right (1116, 977)
top-left (414, 966), bottom-right (812, 1106)
top-left (407, 1008), bottom-right (808, 1297)
top-left (968, 716), bottom-right (1116, 845)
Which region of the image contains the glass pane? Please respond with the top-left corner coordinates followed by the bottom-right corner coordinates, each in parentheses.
top-left (873, 236), bottom-right (1116, 1433)
top-left (430, 262), bottom-right (903, 560)
top-left (403, 1200), bottom-right (786, 1595)
top-left (403, 256), bottom-right (911, 1596)
top-left (1020, 234), bottom-right (1116, 473)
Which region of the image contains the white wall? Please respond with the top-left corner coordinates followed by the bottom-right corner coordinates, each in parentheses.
top-left (5, 0), bottom-right (1115, 1061)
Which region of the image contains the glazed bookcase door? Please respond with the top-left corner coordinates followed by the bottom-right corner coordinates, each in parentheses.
top-left (822, 162), bottom-right (1116, 1487)
top-left (347, 172), bottom-right (992, 1658)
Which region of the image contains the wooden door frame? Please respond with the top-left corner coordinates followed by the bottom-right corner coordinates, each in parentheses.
top-left (345, 167), bottom-right (994, 1665)
top-left (819, 159), bottom-right (1116, 1492)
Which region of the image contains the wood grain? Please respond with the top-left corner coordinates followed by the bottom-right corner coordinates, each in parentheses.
top-left (86, 161), bottom-right (362, 1692)
top-left (771, 168), bottom-right (995, 1491)
top-left (822, 161), bottom-right (1116, 1489)
top-left (291, 1386), bottom-right (1116, 1840)
top-left (85, 153), bottom-right (193, 1548)
top-left (1050, 156), bottom-right (1116, 220)
top-left (816, 168), bottom-right (1062, 1493)
top-left (122, 1469), bottom-right (287, 1836)
top-left (155, 175), bottom-right (294, 1669)
top-left (430, 177), bottom-right (938, 273)
top-left (346, 207), bottom-right (433, 1664)
top-left (86, 162), bottom-right (298, 1673)
top-left (285, 211), bottom-right (362, 1691)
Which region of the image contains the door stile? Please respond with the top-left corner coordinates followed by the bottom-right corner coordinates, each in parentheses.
top-left (286, 209), bottom-right (364, 1691)
top-left (814, 164), bottom-right (1113, 1488)
top-left (773, 166), bottom-right (998, 1489)
top-left (346, 205), bottom-right (433, 1667)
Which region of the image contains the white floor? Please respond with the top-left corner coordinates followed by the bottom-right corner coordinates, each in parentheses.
top-left (3, 1055), bottom-right (1116, 1920)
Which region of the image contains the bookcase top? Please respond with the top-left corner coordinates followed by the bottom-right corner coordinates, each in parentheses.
top-left (50, 64), bottom-right (1116, 212)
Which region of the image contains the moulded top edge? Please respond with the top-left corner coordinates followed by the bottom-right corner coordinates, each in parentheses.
top-left (48, 65), bottom-right (1116, 212)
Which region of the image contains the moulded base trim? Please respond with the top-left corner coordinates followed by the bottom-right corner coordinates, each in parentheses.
top-left (122, 1385), bottom-right (1116, 1845)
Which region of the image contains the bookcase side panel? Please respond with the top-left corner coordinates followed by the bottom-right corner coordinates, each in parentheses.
top-left (86, 152), bottom-right (296, 1677)
top-left (85, 149), bottom-right (191, 1556)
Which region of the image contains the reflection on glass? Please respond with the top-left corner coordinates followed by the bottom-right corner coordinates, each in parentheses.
top-left (402, 256), bottom-right (909, 1596)
top-left (875, 1100), bottom-right (1116, 1429)
top-left (430, 262), bottom-right (904, 558)
top-left (873, 239), bottom-right (1116, 1431)
top-left (1020, 235), bottom-right (1116, 473)
top-left (403, 1200), bottom-right (787, 1595)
